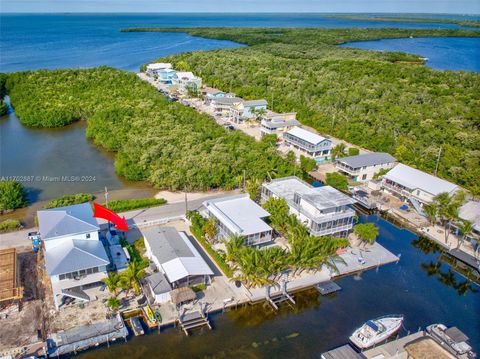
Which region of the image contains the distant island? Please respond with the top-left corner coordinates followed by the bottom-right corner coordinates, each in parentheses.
top-left (324, 14), bottom-right (480, 28)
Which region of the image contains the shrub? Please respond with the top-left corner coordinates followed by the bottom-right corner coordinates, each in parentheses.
top-left (44, 193), bottom-right (94, 209)
top-left (348, 147), bottom-right (360, 156)
top-left (326, 172), bottom-right (349, 191)
top-left (0, 219), bottom-right (22, 233)
top-left (0, 180), bottom-right (27, 211)
top-left (106, 198), bottom-right (167, 212)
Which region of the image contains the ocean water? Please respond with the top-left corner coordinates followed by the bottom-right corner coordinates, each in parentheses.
top-left (341, 37), bottom-right (480, 72)
top-left (0, 13), bottom-right (478, 73)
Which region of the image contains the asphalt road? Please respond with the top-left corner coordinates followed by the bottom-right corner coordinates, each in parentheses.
top-left (0, 191), bottom-right (237, 249)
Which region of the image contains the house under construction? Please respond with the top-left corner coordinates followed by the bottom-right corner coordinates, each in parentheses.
top-left (0, 248), bottom-right (24, 306)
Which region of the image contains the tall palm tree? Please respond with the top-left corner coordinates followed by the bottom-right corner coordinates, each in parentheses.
top-left (120, 262), bottom-right (145, 296)
top-left (423, 203), bottom-right (438, 226)
top-left (224, 235), bottom-right (245, 263)
top-left (102, 272), bottom-right (121, 296)
top-left (456, 219), bottom-right (473, 249)
top-left (106, 296), bottom-right (121, 312)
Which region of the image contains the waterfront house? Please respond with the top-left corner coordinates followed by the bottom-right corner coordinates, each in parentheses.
top-left (143, 227), bottom-right (213, 300)
top-left (157, 68), bottom-right (177, 84)
top-left (146, 62), bottom-right (173, 77)
top-left (202, 194), bottom-right (273, 246)
top-left (283, 127), bottom-right (332, 161)
top-left (336, 152), bottom-right (397, 182)
top-left (210, 96), bottom-right (244, 121)
top-left (457, 201), bottom-right (480, 242)
top-left (172, 71), bottom-right (202, 96)
top-left (37, 203), bottom-right (110, 310)
top-left (382, 163), bottom-right (458, 207)
top-left (242, 99), bottom-right (268, 119)
top-left (260, 112), bottom-right (300, 138)
top-left (262, 176), bottom-right (356, 237)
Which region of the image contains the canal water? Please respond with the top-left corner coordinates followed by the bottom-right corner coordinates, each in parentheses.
top-left (340, 37), bottom-right (480, 72)
top-left (75, 215), bottom-right (479, 358)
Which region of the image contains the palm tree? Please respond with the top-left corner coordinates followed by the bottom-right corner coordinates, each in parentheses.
top-left (434, 191), bottom-right (465, 243)
top-left (106, 296), bottom-right (121, 312)
top-left (331, 143), bottom-right (346, 160)
top-left (102, 272), bottom-right (121, 296)
top-left (423, 203), bottom-right (438, 226)
top-left (353, 223), bottom-right (379, 246)
top-left (120, 262), bottom-right (145, 296)
top-left (456, 219), bottom-right (473, 249)
top-left (224, 235), bottom-right (245, 263)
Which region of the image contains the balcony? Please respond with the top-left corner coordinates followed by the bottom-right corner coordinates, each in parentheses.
top-left (310, 223), bottom-right (354, 237)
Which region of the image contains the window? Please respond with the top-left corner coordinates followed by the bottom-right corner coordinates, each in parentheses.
top-left (86, 233), bottom-right (90, 239)
top-left (362, 174), bottom-right (367, 180)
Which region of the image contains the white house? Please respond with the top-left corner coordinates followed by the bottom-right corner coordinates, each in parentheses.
top-left (172, 71), bottom-right (202, 96)
top-left (210, 97), bottom-right (244, 121)
top-left (143, 227), bottom-right (213, 303)
top-left (37, 203), bottom-right (110, 310)
top-left (336, 152), bottom-right (397, 182)
top-left (283, 127), bottom-right (332, 162)
top-left (382, 163), bottom-right (459, 207)
top-left (262, 176), bottom-right (356, 237)
top-left (146, 62), bottom-right (173, 77)
top-left (260, 112), bottom-right (300, 138)
top-left (202, 194), bottom-right (273, 246)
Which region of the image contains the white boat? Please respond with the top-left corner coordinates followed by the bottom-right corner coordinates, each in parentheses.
top-left (426, 323), bottom-right (476, 358)
top-left (349, 315), bottom-right (404, 349)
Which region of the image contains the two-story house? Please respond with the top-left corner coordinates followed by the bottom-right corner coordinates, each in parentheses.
top-left (37, 203), bottom-right (110, 310)
top-left (336, 152), bottom-right (397, 182)
top-left (283, 127), bottom-right (332, 162)
top-left (260, 112), bottom-right (300, 138)
top-left (172, 71), bottom-right (202, 96)
top-left (202, 194), bottom-right (273, 246)
top-left (262, 176), bottom-right (356, 237)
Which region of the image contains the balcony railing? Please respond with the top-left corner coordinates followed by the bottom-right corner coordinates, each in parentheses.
top-left (310, 224), bottom-right (354, 237)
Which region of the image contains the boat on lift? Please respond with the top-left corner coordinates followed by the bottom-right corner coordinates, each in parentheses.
top-left (427, 323), bottom-right (476, 358)
top-left (349, 315), bottom-right (404, 349)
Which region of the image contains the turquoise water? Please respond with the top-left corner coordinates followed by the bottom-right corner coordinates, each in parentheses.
top-left (341, 37), bottom-right (480, 72)
top-left (76, 215), bottom-right (479, 359)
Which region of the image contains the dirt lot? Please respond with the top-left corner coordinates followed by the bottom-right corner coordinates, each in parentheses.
top-left (0, 250), bottom-right (47, 351)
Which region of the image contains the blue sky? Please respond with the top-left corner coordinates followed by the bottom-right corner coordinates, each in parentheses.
top-left (1, 0), bottom-right (479, 14)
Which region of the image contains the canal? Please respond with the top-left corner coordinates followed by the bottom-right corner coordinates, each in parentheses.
top-left (75, 215), bottom-right (479, 359)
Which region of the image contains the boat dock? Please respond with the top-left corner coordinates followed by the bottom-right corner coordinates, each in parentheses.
top-left (316, 281), bottom-right (342, 295)
top-left (47, 315), bottom-right (128, 357)
top-left (178, 310), bottom-right (211, 335)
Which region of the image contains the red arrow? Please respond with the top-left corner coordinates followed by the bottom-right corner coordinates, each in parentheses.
top-left (92, 202), bottom-right (129, 231)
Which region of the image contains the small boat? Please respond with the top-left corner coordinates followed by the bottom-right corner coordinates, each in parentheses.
top-left (426, 323), bottom-right (476, 358)
top-left (128, 316), bottom-right (144, 336)
top-left (349, 315), bottom-right (404, 349)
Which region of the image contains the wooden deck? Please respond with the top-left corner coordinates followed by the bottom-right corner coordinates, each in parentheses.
top-left (0, 248), bottom-right (23, 303)
top-left (178, 310), bottom-right (211, 336)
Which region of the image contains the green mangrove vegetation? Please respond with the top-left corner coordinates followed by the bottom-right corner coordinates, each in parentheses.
top-left (0, 180), bottom-right (28, 211)
top-left (5, 67), bottom-right (297, 190)
top-left (326, 15), bottom-right (480, 28)
top-left (44, 193), bottom-right (94, 209)
top-left (105, 197), bottom-right (167, 212)
top-left (131, 27), bottom-right (480, 194)
top-left (0, 219), bottom-right (22, 233)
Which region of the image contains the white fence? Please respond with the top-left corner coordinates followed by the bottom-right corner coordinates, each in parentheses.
top-left (129, 215), bottom-right (186, 229)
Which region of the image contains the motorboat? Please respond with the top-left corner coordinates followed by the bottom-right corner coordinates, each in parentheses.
top-left (349, 315), bottom-right (404, 349)
top-left (427, 323), bottom-right (476, 358)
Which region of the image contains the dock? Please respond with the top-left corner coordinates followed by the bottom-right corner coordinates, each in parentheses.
top-left (178, 310), bottom-right (211, 335)
top-left (128, 316), bottom-right (145, 336)
top-left (320, 344), bottom-right (364, 359)
top-left (47, 315), bottom-right (128, 357)
top-left (316, 281), bottom-right (342, 295)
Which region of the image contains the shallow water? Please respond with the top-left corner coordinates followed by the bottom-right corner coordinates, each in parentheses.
top-left (340, 37), bottom-right (480, 72)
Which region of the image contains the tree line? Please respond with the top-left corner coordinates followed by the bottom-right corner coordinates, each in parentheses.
top-left (4, 67), bottom-right (298, 191)
top-left (137, 27), bottom-right (480, 195)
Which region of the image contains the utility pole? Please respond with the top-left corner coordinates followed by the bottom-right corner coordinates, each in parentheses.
top-left (184, 192), bottom-right (188, 215)
top-left (104, 186), bottom-right (111, 230)
top-left (434, 147), bottom-right (442, 176)
top-left (271, 93), bottom-right (274, 112)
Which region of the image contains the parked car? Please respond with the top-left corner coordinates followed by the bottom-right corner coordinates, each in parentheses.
top-left (28, 231), bottom-right (40, 241)
top-left (224, 123), bottom-right (235, 130)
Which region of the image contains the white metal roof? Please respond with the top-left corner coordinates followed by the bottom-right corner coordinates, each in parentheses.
top-left (384, 163), bottom-right (458, 196)
top-left (37, 203), bottom-right (99, 241)
top-left (146, 62), bottom-right (172, 70)
top-left (286, 126), bottom-right (328, 145)
top-left (203, 194), bottom-right (272, 236)
top-left (175, 71), bottom-right (197, 80)
top-left (337, 152), bottom-right (396, 169)
top-left (459, 201), bottom-right (480, 231)
top-left (44, 239), bottom-right (110, 276)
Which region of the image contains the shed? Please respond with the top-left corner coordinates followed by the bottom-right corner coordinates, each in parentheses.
top-left (170, 287), bottom-right (196, 305)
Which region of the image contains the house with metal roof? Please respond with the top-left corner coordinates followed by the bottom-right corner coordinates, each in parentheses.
top-left (210, 96), bottom-right (244, 121)
top-left (37, 203), bottom-right (110, 310)
top-left (242, 99), bottom-right (268, 119)
top-left (143, 227), bottom-right (213, 294)
top-left (283, 127), bottom-right (332, 161)
top-left (336, 152), bottom-right (397, 182)
top-left (202, 194), bottom-right (273, 246)
top-left (260, 112), bottom-right (300, 137)
top-left (146, 62), bottom-right (173, 77)
top-left (262, 176), bottom-right (356, 237)
top-left (172, 71), bottom-right (202, 96)
top-left (457, 201), bottom-right (480, 242)
top-left (382, 163), bottom-right (459, 206)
